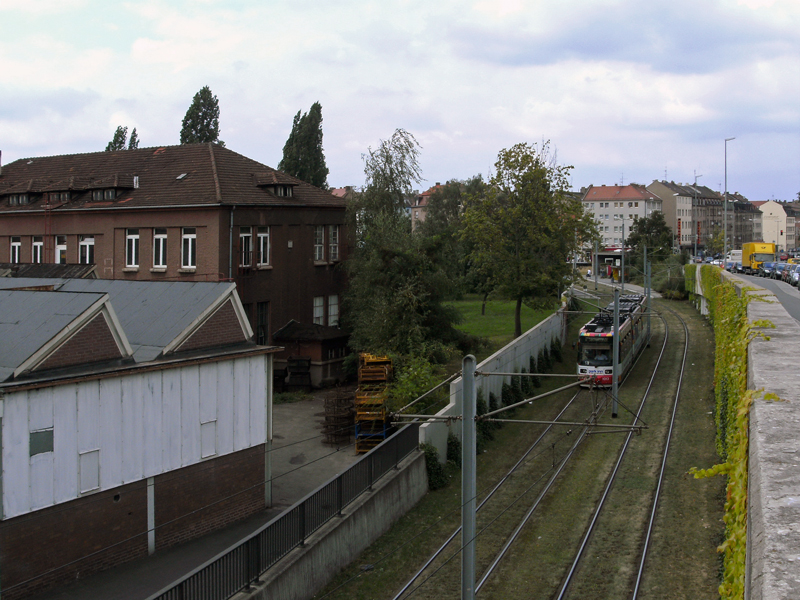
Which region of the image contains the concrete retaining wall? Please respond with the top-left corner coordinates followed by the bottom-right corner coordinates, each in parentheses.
top-left (237, 450), bottom-right (427, 600)
top-left (419, 309), bottom-right (567, 461)
top-left (693, 268), bottom-right (800, 600)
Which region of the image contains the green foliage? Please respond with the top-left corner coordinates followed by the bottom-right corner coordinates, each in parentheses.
top-left (476, 389), bottom-right (493, 450)
top-left (538, 346), bottom-right (551, 373)
top-left (653, 256), bottom-right (689, 300)
top-left (105, 125), bottom-right (139, 151)
top-left (387, 355), bottom-right (441, 412)
top-left (501, 382), bottom-right (513, 407)
top-left (461, 141), bottom-right (598, 337)
top-left (520, 367), bottom-right (533, 395)
top-left (550, 336), bottom-right (562, 363)
top-left (446, 432), bottom-right (461, 467)
top-left (343, 130), bottom-right (464, 361)
top-left (625, 211), bottom-right (673, 268)
top-left (686, 265), bottom-right (775, 599)
top-left (180, 86), bottom-right (224, 145)
top-left (529, 355), bottom-right (541, 388)
top-left (420, 443), bottom-right (448, 490)
top-left (488, 391), bottom-right (501, 422)
top-left (278, 101), bottom-right (329, 189)
top-left (511, 374), bottom-right (523, 404)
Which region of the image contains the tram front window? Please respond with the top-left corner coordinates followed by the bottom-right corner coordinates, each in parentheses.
top-left (581, 344), bottom-right (612, 366)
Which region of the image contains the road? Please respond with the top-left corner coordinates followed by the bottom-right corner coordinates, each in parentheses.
top-left (737, 273), bottom-right (800, 323)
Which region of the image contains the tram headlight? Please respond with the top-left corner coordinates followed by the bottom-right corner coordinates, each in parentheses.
top-left (605, 369), bottom-right (612, 374)
top-left (579, 368), bottom-right (588, 373)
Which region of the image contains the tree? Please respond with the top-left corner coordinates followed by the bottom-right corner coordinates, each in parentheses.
top-left (278, 102), bottom-right (329, 189)
top-left (105, 126), bottom-right (140, 151)
top-left (462, 142), bottom-right (597, 338)
top-left (180, 86), bottom-right (224, 145)
top-left (342, 130), bottom-right (464, 361)
top-left (625, 211), bottom-right (674, 270)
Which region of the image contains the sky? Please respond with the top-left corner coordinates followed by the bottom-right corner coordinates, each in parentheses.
top-left (1, 0), bottom-right (798, 201)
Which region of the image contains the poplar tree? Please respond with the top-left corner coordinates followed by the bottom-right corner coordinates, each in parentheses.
top-left (105, 126), bottom-right (140, 151)
top-left (180, 86), bottom-right (224, 146)
top-left (278, 102), bottom-right (328, 189)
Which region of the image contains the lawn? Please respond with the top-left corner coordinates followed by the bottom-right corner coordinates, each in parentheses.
top-left (446, 294), bottom-right (556, 359)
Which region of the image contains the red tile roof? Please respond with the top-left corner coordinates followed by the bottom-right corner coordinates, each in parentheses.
top-left (582, 184), bottom-right (659, 201)
top-left (0, 144), bottom-right (344, 213)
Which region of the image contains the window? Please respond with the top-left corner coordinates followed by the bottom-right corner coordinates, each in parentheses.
top-left (153, 229), bottom-right (167, 268)
top-left (105, 189), bottom-right (115, 200)
top-left (275, 185), bottom-right (293, 197)
top-left (8, 194), bottom-right (28, 205)
top-left (239, 226), bottom-right (252, 267)
top-left (313, 296), bottom-right (324, 325)
top-left (92, 190), bottom-right (103, 202)
top-left (257, 227), bottom-right (270, 266)
top-left (628, 202), bottom-right (633, 207)
top-left (79, 235), bottom-right (95, 264)
top-left (329, 225), bottom-right (339, 262)
top-left (314, 226), bottom-right (325, 262)
top-left (256, 301), bottom-right (269, 345)
top-left (30, 428), bottom-right (54, 456)
top-left (79, 450), bottom-right (100, 493)
top-left (126, 229), bottom-right (139, 268)
top-left (55, 235), bottom-right (67, 264)
top-left (10, 236), bottom-right (20, 263)
top-left (182, 227), bottom-right (196, 268)
top-left (32, 236), bottom-right (43, 263)
top-left (328, 295), bottom-right (339, 327)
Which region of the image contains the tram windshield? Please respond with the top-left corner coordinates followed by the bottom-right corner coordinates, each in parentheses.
top-left (580, 342), bottom-right (612, 366)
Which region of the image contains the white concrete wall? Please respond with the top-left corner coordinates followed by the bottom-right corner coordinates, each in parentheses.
top-left (2, 354), bottom-right (271, 520)
top-left (419, 310), bottom-right (566, 461)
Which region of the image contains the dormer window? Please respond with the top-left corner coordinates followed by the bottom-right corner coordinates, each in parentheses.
top-left (92, 189), bottom-right (116, 201)
top-left (8, 194), bottom-right (28, 206)
top-left (276, 185), bottom-right (293, 197)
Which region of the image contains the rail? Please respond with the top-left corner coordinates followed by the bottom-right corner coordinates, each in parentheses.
top-left (145, 423), bottom-right (420, 600)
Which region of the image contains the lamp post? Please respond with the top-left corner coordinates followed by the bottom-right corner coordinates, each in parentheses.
top-left (724, 137), bottom-right (735, 269)
top-left (693, 172), bottom-right (702, 259)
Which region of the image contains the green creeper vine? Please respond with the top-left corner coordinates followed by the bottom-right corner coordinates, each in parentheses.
top-left (686, 265), bottom-right (774, 600)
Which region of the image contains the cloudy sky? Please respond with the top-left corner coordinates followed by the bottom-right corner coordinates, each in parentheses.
top-left (1, 0), bottom-right (798, 200)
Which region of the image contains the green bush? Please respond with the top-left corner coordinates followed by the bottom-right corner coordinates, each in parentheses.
top-left (529, 355), bottom-right (541, 388)
top-left (520, 367), bottom-right (533, 395)
top-left (420, 443), bottom-right (448, 490)
top-left (446, 432), bottom-right (461, 467)
top-left (511, 374), bottom-right (523, 403)
top-left (538, 346), bottom-right (551, 373)
top-left (550, 336), bottom-right (563, 363)
top-left (488, 391), bottom-right (502, 429)
top-left (476, 390), bottom-right (493, 451)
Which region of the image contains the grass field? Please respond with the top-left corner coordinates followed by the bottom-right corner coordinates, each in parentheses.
top-left (446, 294), bottom-right (556, 359)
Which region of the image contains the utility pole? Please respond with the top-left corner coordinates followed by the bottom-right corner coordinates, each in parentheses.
top-left (594, 240), bottom-right (598, 291)
top-left (621, 219), bottom-right (625, 293)
top-left (694, 172), bottom-right (702, 258)
top-left (612, 288), bottom-right (620, 418)
top-left (461, 355), bottom-right (477, 600)
top-left (724, 137), bottom-right (735, 268)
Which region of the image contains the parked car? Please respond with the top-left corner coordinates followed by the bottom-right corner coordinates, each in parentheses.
top-left (735, 262), bottom-right (744, 274)
top-left (773, 262), bottom-right (790, 280)
top-left (760, 262), bottom-right (775, 277)
top-left (790, 264), bottom-right (800, 286)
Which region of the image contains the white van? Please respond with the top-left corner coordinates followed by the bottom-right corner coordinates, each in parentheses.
top-left (726, 250), bottom-right (742, 264)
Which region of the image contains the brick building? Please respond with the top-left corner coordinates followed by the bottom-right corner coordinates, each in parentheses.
top-left (581, 184), bottom-right (662, 249)
top-left (0, 144), bottom-right (347, 353)
top-left (0, 278), bottom-right (277, 599)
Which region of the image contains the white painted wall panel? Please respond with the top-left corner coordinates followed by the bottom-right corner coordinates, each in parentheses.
top-left (249, 356), bottom-right (267, 445)
top-left (28, 387), bottom-right (54, 431)
top-left (121, 375), bottom-right (144, 482)
top-left (142, 374), bottom-right (163, 477)
top-left (77, 382), bottom-right (100, 453)
top-left (216, 361), bottom-right (235, 455)
top-left (99, 377), bottom-right (123, 488)
top-left (180, 366), bottom-right (200, 466)
top-left (233, 359), bottom-right (250, 451)
top-left (54, 385), bottom-right (78, 502)
top-left (29, 452), bottom-right (54, 510)
top-left (161, 370), bottom-right (182, 471)
top-left (199, 364), bottom-right (217, 424)
top-left (4, 392), bottom-right (30, 518)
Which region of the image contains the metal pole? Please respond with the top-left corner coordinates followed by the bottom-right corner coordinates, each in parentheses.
top-left (594, 239), bottom-right (598, 291)
top-left (621, 220), bottom-right (625, 293)
top-left (612, 288), bottom-right (620, 418)
top-left (461, 355), bottom-right (477, 600)
top-left (646, 261), bottom-right (651, 341)
top-left (724, 137), bottom-right (735, 268)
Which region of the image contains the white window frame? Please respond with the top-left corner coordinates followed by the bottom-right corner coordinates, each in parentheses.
top-left (239, 226), bottom-right (252, 268)
top-left (153, 228), bottom-right (167, 268)
top-left (328, 294), bottom-right (339, 327)
top-left (182, 227), bottom-right (197, 269)
top-left (126, 229), bottom-right (140, 268)
top-left (32, 236), bottom-right (43, 264)
top-left (257, 226), bottom-right (270, 266)
top-left (328, 225), bottom-right (339, 262)
top-left (55, 235), bottom-right (67, 264)
top-left (313, 296), bottom-right (324, 325)
top-left (314, 226), bottom-right (325, 262)
top-left (10, 236), bottom-right (20, 263)
top-left (79, 235), bottom-right (95, 264)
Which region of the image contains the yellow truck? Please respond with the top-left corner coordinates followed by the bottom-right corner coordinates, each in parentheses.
top-left (742, 242), bottom-right (776, 275)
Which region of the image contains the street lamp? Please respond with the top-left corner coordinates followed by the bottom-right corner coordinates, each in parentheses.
top-left (724, 137), bottom-right (735, 269)
top-left (693, 172), bottom-right (703, 259)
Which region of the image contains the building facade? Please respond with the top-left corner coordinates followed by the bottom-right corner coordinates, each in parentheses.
top-left (0, 144), bottom-right (347, 352)
top-left (581, 184), bottom-right (662, 249)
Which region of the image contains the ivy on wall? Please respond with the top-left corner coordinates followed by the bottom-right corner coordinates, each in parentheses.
top-left (687, 265), bottom-right (773, 600)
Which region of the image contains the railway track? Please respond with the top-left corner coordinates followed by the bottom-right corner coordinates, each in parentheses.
top-left (392, 298), bottom-right (677, 600)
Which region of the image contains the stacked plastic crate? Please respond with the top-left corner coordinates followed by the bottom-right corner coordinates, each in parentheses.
top-left (355, 354), bottom-right (392, 453)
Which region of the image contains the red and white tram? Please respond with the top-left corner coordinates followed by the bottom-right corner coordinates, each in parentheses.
top-left (577, 294), bottom-right (649, 387)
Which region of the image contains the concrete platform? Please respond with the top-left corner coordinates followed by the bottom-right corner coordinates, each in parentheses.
top-left (29, 390), bottom-right (361, 600)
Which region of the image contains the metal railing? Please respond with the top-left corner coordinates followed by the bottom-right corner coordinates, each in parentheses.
top-left (146, 423), bottom-right (420, 600)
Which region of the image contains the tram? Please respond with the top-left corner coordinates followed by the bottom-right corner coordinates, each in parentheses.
top-left (576, 294), bottom-right (649, 387)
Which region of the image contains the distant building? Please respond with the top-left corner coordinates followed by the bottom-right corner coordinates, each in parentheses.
top-left (581, 184), bottom-right (661, 249)
top-left (0, 278), bottom-right (277, 599)
top-left (411, 182), bottom-right (444, 231)
top-left (752, 200), bottom-right (794, 252)
top-left (0, 144), bottom-right (347, 354)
